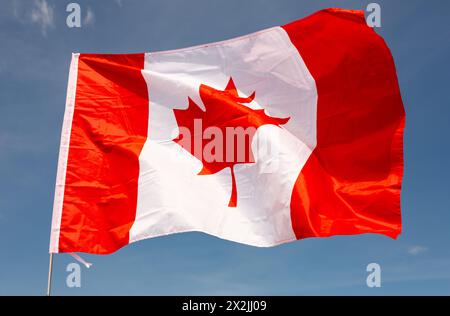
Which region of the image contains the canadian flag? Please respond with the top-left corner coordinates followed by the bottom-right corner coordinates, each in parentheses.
top-left (50, 9), bottom-right (405, 254)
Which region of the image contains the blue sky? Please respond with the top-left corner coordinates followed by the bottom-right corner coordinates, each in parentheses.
top-left (1, 0), bottom-right (449, 295)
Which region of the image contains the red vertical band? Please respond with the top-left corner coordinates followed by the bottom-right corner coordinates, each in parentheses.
top-left (283, 9), bottom-right (405, 239)
top-left (59, 54), bottom-right (149, 254)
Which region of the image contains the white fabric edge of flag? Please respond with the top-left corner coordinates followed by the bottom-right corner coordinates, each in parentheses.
top-left (49, 53), bottom-right (80, 254)
top-left (147, 26), bottom-right (280, 56)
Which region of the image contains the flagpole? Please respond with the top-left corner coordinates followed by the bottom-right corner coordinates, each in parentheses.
top-left (47, 253), bottom-right (54, 296)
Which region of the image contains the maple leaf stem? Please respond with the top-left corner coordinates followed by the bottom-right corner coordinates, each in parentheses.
top-left (228, 167), bottom-right (237, 208)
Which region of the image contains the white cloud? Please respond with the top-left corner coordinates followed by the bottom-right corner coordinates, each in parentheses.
top-left (10, 0), bottom-right (28, 24)
top-left (30, 0), bottom-right (54, 36)
top-left (12, 0), bottom-right (21, 20)
top-left (83, 7), bottom-right (95, 26)
top-left (115, 0), bottom-right (123, 7)
top-left (408, 245), bottom-right (428, 255)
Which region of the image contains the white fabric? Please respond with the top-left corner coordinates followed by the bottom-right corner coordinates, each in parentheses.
top-left (49, 53), bottom-right (80, 253)
top-left (69, 253), bottom-right (92, 268)
top-left (130, 27), bottom-right (317, 246)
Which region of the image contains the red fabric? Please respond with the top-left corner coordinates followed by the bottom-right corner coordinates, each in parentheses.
top-left (59, 54), bottom-right (149, 254)
top-left (56, 9), bottom-right (405, 253)
top-left (283, 9), bottom-right (405, 239)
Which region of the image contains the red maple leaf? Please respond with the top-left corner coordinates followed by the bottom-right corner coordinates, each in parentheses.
top-left (173, 78), bottom-right (289, 207)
